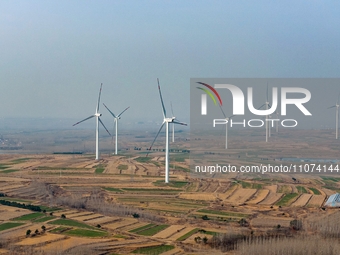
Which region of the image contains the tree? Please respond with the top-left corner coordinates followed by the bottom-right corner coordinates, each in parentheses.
top-left (202, 215), bottom-right (209, 220)
top-left (26, 229), bottom-right (31, 237)
top-left (41, 225), bottom-right (46, 232)
top-left (96, 224), bottom-right (101, 228)
top-left (35, 229), bottom-right (39, 235)
top-left (132, 213), bottom-right (140, 218)
top-left (202, 236), bottom-right (208, 244)
top-left (61, 214), bottom-right (66, 219)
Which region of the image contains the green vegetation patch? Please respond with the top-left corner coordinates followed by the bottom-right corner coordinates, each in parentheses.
top-left (137, 225), bottom-right (169, 236)
top-left (11, 158), bottom-right (31, 164)
top-left (153, 180), bottom-right (189, 188)
top-left (0, 222), bottom-right (25, 231)
top-left (197, 209), bottom-right (249, 218)
top-left (49, 219), bottom-right (95, 230)
top-left (177, 228), bottom-right (199, 241)
top-left (277, 185), bottom-right (292, 194)
top-left (39, 205), bottom-right (61, 212)
top-left (132, 245), bottom-right (174, 255)
top-left (65, 228), bottom-right (108, 237)
top-left (135, 157), bottom-right (151, 163)
top-left (12, 213), bottom-right (44, 221)
top-left (129, 223), bottom-right (156, 233)
top-left (122, 188), bottom-right (180, 194)
top-left (103, 187), bottom-right (124, 193)
top-left (321, 176), bottom-right (340, 182)
top-left (297, 186), bottom-right (308, 194)
top-left (117, 164), bottom-right (128, 170)
top-left (1, 169), bottom-right (19, 174)
top-left (240, 181), bottom-right (262, 189)
top-left (33, 216), bottom-right (55, 222)
top-left (309, 187), bottom-right (321, 195)
top-left (276, 193), bottom-right (299, 206)
top-left (0, 164), bottom-right (10, 169)
top-left (95, 166), bottom-right (105, 174)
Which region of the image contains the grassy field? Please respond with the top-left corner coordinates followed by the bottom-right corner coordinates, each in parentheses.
top-left (95, 164), bottom-right (105, 174)
top-left (102, 187), bottom-right (124, 193)
top-left (309, 187), bottom-right (321, 195)
top-left (129, 223), bottom-right (156, 233)
top-left (132, 245), bottom-right (174, 255)
top-left (1, 169), bottom-right (19, 173)
top-left (240, 181), bottom-right (262, 189)
top-left (196, 209), bottom-right (249, 218)
top-left (49, 219), bottom-right (96, 230)
top-left (0, 222), bottom-right (25, 231)
top-left (276, 193), bottom-right (299, 206)
top-left (176, 228), bottom-right (199, 241)
top-left (137, 225), bottom-right (169, 236)
top-left (64, 228), bottom-right (108, 237)
top-left (33, 216), bottom-right (55, 222)
top-left (153, 180), bottom-right (188, 188)
top-left (297, 186), bottom-right (308, 194)
top-left (12, 213), bottom-right (44, 221)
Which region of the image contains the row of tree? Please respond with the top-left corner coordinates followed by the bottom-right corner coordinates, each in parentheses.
top-left (0, 200), bottom-right (41, 212)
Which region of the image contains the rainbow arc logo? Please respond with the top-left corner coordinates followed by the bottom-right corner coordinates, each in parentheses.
top-left (196, 82), bottom-right (223, 115)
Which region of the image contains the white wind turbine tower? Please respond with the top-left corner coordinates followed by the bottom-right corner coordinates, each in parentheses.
top-left (73, 83), bottom-right (111, 160)
top-left (103, 103), bottom-right (130, 155)
top-left (258, 84), bottom-right (271, 142)
top-left (147, 79), bottom-right (187, 183)
top-left (219, 106), bottom-right (234, 149)
top-left (328, 93), bottom-right (340, 140)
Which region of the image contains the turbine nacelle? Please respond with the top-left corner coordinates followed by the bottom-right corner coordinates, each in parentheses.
top-left (95, 113), bottom-right (102, 117)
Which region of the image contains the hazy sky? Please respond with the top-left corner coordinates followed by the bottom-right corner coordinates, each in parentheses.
top-left (1, 1), bottom-right (340, 127)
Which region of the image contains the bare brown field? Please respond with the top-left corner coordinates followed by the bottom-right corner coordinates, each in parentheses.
top-left (152, 224), bottom-right (185, 239)
top-left (16, 233), bottom-right (67, 246)
top-left (104, 218), bottom-right (138, 230)
top-left (179, 192), bottom-right (217, 201)
top-left (251, 216), bottom-right (294, 228)
top-left (247, 189), bottom-right (269, 204)
top-left (292, 194), bottom-right (312, 207)
top-left (307, 195), bottom-right (326, 207)
top-left (226, 188), bottom-right (257, 204)
top-left (259, 192), bottom-right (284, 205)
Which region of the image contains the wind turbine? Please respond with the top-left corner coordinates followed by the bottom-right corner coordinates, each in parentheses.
top-left (328, 93), bottom-right (340, 140)
top-left (147, 79), bottom-right (187, 183)
top-left (73, 83), bottom-right (111, 160)
top-left (103, 103), bottom-right (130, 155)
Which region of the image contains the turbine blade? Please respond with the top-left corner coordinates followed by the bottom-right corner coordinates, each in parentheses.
top-left (258, 104), bottom-right (266, 110)
top-left (96, 83), bottom-right (103, 113)
top-left (172, 120), bottom-right (187, 126)
top-left (219, 105), bottom-right (227, 118)
top-left (117, 106), bottom-right (130, 118)
top-left (157, 79), bottom-right (167, 118)
top-left (266, 83), bottom-right (269, 102)
top-left (228, 115), bottom-right (235, 119)
top-left (170, 102), bottom-right (174, 117)
top-left (328, 105), bottom-right (336, 109)
top-left (98, 117), bottom-right (111, 136)
top-left (73, 115), bottom-right (95, 126)
top-left (146, 122), bottom-right (165, 156)
top-left (103, 103), bottom-right (116, 118)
